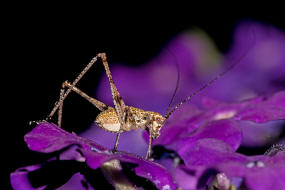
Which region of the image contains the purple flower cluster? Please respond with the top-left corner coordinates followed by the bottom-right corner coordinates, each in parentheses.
top-left (11, 122), bottom-right (176, 190)
top-left (11, 21), bottom-right (285, 190)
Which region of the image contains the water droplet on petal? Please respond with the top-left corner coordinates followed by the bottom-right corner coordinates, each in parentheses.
top-left (162, 184), bottom-right (170, 190)
top-left (154, 179), bottom-right (160, 185)
top-left (90, 146), bottom-right (100, 152)
top-left (213, 110), bottom-right (236, 120)
top-left (257, 161), bottom-right (265, 167)
top-left (246, 161), bottom-right (255, 168)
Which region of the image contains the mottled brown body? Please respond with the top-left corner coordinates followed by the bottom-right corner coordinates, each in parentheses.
top-left (96, 106), bottom-right (165, 138)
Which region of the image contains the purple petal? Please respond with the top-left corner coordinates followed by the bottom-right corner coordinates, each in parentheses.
top-left (10, 165), bottom-right (46, 190)
top-left (217, 154), bottom-right (285, 190)
top-left (178, 138), bottom-right (247, 167)
top-left (239, 120), bottom-right (284, 147)
top-left (148, 120), bottom-right (191, 147)
top-left (201, 92), bottom-right (285, 147)
top-left (59, 145), bottom-right (86, 162)
top-left (202, 91), bottom-right (285, 123)
top-left (24, 122), bottom-right (105, 153)
top-left (178, 119), bottom-right (242, 155)
top-left (245, 166), bottom-right (285, 190)
top-left (10, 161), bottom-right (92, 190)
top-left (174, 165), bottom-right (207, 190)
top-left (154, 91), bottom-right (285, 148)
top-left (234, 91), bottom-right (285, 123)
top-left (58, 173), bottom-right (94, 190)
top-left (267, 90), bottom-right (285, 108)
top-left (244, 153), bottom-right (285, 190)
top-left (153, 104), bottom-right (202, 145)
top-left (132, 159), bottom-right (177, 190)
top-left (82, 150), bottom-right (177, 190)
top-left (178, 137), bottom-right (285, 190)
top-left (24, 122), bottom-right (177, 190)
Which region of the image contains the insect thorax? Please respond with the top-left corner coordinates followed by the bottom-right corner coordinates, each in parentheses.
top-left (95, 106), bottom-right (165, 135)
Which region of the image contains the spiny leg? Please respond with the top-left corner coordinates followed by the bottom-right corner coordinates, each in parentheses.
top-left (113, 130), bottom-right (122, 153)
top-left (47, 56), bottom-right (99, 120)
top-left (57, 89), bottom-right (65, 128)
top-left (97, 53), bottom-right (126, 152)
top-left (62, 81), bottom-right (109, 111)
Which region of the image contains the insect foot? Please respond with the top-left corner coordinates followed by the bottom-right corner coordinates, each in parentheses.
top-left (29, 120), bottom-right (47, 126)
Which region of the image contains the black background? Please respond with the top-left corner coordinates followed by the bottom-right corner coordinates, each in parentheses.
top-left (4, 5), bottom-right (285, 189)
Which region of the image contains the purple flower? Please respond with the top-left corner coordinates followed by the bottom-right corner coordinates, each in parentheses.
top-left (151, 91), bottom-right (285, 149)
top-left (11, 122), bottom-right (177, 190)
top-left (176, 138), bottom-right (285, 190)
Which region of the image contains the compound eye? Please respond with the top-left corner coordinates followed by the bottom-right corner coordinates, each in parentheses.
top-left (156, 117), bottom-right (161, 123)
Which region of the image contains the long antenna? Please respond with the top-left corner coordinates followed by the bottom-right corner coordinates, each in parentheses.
top-left (165, 34), bottom-right (255, 118)
top-left (164, 48), bottom-right (180, 118)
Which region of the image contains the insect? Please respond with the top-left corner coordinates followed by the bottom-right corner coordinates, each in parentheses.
top-left (45, 49), bottom-right (250, 159)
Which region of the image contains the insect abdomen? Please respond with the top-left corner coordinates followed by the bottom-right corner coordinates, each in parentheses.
top-left (95, 107), bottom-right (120, 132)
